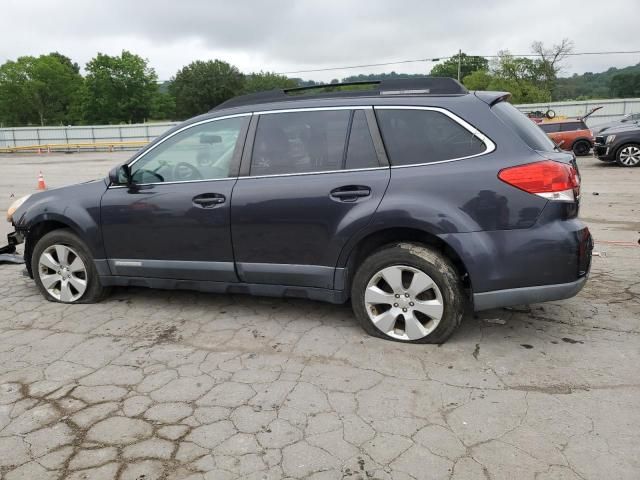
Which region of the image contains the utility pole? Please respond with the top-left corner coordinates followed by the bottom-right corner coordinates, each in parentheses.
top-left (457, 49), bottom-right (462, 82)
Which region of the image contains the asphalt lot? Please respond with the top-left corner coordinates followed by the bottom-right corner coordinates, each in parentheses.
top-left (0, 151), bottom-right (639, 480)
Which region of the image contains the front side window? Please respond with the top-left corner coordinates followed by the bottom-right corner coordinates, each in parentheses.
top-left (251, 110), bottom-right (350, 176)
top-left (130, 116), bottom-right (246, 184)
top-left (376, 109), bottom-right (487, 166)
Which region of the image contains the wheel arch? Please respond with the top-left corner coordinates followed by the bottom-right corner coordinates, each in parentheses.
top-left (339, 226), bottom-right (472, 295)
top-left (24, 216), bottom-right (86, 278)
top-left (571, 137), bottom-right (593, 148)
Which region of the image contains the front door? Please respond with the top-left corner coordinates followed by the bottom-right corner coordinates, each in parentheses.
top-left (231, 108), bottom-right (390, 289)
top-left (101, 114), bottom-right (250, 281)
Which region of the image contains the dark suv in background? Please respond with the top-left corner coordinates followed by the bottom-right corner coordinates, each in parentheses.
top-left (6, 78), bottom-right (592, 344)
top-left (594, 123), bottom-right (640, 167)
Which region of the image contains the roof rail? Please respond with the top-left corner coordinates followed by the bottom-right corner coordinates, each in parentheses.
top-left (212, 77), bottom-right (468, 111)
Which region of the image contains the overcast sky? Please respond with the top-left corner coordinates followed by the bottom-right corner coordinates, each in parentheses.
top-left (2, 0), bottom-right (639, 82)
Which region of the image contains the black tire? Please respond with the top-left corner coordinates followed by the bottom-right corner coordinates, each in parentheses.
top-left (31, 229), bottom-right (109, 303)
top-left (615, 143), bottom-right (640, 167)
top-left (350, 243), bottom-right (465, 344)
top-left (572, 140), bottom-right (591, 157)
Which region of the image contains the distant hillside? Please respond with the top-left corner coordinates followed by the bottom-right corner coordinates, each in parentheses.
top-left (554, 63), bottom-right (640, 100)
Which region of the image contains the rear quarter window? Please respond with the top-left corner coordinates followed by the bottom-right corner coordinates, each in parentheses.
top-left (540, 123), bottom-right (561, 133)
top-left (375, 108), bottom-right (487, 166)
top-left (560, 122), bottom-right (586, 131)
top-left (493, 102), bottom-right (556, 152)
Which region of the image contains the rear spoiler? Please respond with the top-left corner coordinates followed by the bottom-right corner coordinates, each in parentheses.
top-left (474, 91), bottom-right (511, 106)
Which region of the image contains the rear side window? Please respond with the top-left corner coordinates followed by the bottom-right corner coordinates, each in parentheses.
top-left (560, 121), bottom-right (586, 131)
top-left (376, 109), bottom-right (486, 166)
top-left (345, 110), bottom-right (379, 169)
top-left (493, 102), bottom-right (556, 151)
top-left (540, 123), bottom-right (561, 133)
top-left (251, 110), bottom-right (349, 176)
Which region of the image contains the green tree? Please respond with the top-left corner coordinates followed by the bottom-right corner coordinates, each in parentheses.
top-left (462, 69), bottom-right (492, 90)
top-left (461, 51), bottom-right (551, 103)
top-left (610, 72), bottom-right (640, 98)
top-left (430, 53), bottom-right (489, 80)
top-left (49, 52), bottom-right (80, 74)
top-left (244, 71), bottom-right (298, 93)
top-left (83, 51), bottom-right (157, 124)
top-left (0, 53), bottom-right (83, 126)
top-left (530, 39), bottom-right (574, 97)
top-left (170, 60), bottom-right (244, 119)
top-left (150, 90), bottom-right (176, 120)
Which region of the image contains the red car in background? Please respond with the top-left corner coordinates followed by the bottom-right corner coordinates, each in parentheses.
top-left (538, 120), bottom-right (594, 156)
top-left (531, 107), bottom-right (602, 156)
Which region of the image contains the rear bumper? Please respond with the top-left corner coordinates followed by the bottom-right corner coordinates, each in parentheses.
top-left (440, 218), bottom-right (593, 309)
top-left (473, 276), bottom-right (587, 311)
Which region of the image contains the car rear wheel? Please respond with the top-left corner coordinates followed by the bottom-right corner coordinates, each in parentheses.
top-left (31, 229), bottom-right (108, 303)
top-left (616, 144), bottom-right (640, 167)
top-left (572, 140), bottom-right (591, 156)
top-left (351, 243), bottom-right (465, 344)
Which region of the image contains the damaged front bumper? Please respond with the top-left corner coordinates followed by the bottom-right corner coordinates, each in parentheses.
top-left (0, 230), bottom-right (25, 255)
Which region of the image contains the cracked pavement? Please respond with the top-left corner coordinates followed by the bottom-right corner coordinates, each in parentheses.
top-left (0, 152), bottom-right (639, 479)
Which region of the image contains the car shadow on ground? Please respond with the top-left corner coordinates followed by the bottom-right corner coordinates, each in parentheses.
top-left (99, 284), bottom-right (544, 349)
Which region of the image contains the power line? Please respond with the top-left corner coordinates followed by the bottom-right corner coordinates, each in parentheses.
top-left (276, 50), bottom-right (640, 75)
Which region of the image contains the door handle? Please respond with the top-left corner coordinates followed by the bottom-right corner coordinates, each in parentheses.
top-left (192, 193), bottom-right (225, 208)
top-left (330, 185), bottom-right (371, 202)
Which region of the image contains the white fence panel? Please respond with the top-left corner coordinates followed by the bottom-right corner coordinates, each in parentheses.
top-left (0, 122), bottom-right (178, 149)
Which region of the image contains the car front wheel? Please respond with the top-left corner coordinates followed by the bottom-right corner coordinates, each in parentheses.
top-left (616, 144), bottom-right (640, 167)
top-left (351, 243), bottom-right (465, 344)
top-left (31, 229), bottom-right (108, 303)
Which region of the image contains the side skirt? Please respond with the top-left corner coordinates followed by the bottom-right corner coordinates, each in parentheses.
top-left (99, 275), bottom-right (349, 305)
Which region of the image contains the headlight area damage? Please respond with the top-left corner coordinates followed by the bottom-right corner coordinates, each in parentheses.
top-left (1, 194), bottom-right (28, 262)
top-left (0, 230), bottom-right (25, 263)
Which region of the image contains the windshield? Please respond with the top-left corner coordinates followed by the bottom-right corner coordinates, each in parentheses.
top-left (492, 102), bottom-right (557, 152)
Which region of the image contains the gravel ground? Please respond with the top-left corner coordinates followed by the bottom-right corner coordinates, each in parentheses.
top-left (0, 152), bottom-right (638, 480)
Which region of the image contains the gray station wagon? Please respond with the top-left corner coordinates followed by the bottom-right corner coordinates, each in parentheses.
top-left (5, 78), bottom-right (592, 343)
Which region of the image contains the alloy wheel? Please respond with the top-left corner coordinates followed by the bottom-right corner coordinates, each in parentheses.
top-left (38, 244), bottom-right (88, 302)
top-left (364, 265), bottom-right (444, 341)
top-left (619, 145), bottom-right (640, 166)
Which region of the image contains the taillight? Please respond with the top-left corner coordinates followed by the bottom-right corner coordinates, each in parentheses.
top-left (498, 160), bottom-right (580, 202)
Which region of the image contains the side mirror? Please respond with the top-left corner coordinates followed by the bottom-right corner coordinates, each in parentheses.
top-left (108, 164), bottom-right (132, 186)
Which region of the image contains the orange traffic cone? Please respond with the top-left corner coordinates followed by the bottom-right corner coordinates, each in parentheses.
top-left (37, 172), bottom-right (46, 190)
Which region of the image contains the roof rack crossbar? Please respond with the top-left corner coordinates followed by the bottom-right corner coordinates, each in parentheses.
top-left (212, 77), bottom-right (468, 111)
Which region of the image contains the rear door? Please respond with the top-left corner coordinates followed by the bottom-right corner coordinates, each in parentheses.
top-left (230, 107), bottom-right (390, 289)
